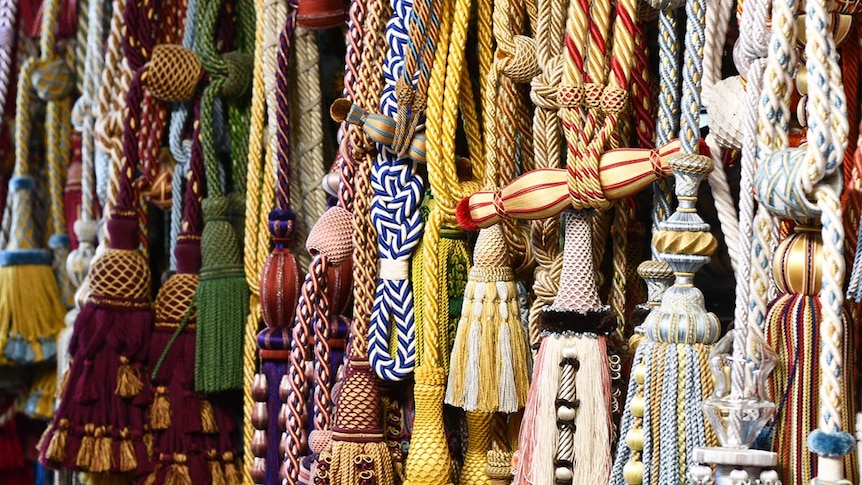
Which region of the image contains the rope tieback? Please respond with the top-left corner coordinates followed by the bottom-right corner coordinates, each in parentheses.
top-left (558, 83), bottom-right (629, 113)
top-left (31, 59), bottom-right (76, 102)
top-left (332, 99), bottom-right (428, 165)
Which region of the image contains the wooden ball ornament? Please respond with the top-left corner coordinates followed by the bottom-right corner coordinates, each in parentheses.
top-left (772, 227), bottom-right (822, 295)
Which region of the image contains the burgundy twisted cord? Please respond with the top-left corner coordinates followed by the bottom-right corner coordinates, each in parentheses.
top-left (336, 0), bottom-right (366, 211)
top-left (183, 98), bottom-right (206, 236)
top-left (122, 0), bottom-right (156, 72)
top-left (311, 257), bottom-right (332, 431)
top-left (275, 2), bottom-right (298, 211)
top-left (118, 70), bottom-right (147, 212)
top-left (282, 259), bottom-right (323, 485)
top-left (0, 0), bottom-right (16, 123)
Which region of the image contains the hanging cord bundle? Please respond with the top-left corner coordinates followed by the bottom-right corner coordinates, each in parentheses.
top-left (193, 0), bottom-right (254, 393)
top-left (753, 0), bottom-right (858, 477)
top-left (145, 97), bottom-right (241, 485)
top-left (281, 206), bottom-right (353, 485)
top-left (610, 0), bottom-right (725, 479)
top-left (0, 0), bottom-right (68, 366)
top-left (37, 7), bottom-right (163, 473)
top-left (326, 0), bottom-right (395, 480)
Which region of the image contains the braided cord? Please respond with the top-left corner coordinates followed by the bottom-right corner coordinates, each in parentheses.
top-left (526, 0), bottom-right (565, 350)
top-left (0, 0), bottom-right (16, 122)
top-left (197, 0), bottom-right (229, 197)
top-left (651, 8), bottom-right (679, 248)
top-left (368, 0), bottom-right (422, 381)
top-left (242, 0), bottom-right (273, 481)
top-left (228, 0), bottom-right (255, 194)
top-left (350, 0), bottom-right (390, 361)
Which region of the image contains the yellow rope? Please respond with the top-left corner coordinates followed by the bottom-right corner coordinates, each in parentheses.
top-left (241, 0), bottom-right (271, 481)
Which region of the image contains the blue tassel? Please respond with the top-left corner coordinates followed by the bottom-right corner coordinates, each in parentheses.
top-left (808, 429), bottom-right (856, 458)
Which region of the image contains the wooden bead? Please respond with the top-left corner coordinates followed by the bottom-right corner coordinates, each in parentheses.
top-left (630, 395), bottom-right (646, 417)
top-left (624, 461), bottom-right (644, 484)
top-left (557, 405), bottom-right (576, 421)
top-left (555, 467), bottom-right (573, 482)
top-left (772, 228), bottom-right (822, 295)
top-left (626, 428), bottom-right (645, 451)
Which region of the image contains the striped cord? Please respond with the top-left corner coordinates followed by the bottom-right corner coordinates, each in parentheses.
top-left (367, 0), bottom-right (421, 382)
top-left (0, 0), bottom-right (16, 122)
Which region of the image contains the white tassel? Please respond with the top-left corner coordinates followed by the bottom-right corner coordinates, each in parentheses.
top-left (497, 319), bottom-right (517, 413)
top-left (463, 312), bottom-right (483, 411)
top-left (570, 337), bottom-right (612, 484)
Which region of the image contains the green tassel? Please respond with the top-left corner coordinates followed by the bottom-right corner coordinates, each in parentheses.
top-left (195, 196), bottom-right (250, 392)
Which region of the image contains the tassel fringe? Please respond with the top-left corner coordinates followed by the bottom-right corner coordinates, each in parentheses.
top-left (115, 356), bottom-right (144, 397)
top-left (150, 386), bottom-right (171, 430)
top-left (331, 440), bottom-right (394, 485)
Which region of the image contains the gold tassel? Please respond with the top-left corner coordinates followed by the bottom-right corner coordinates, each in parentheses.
top-left (209, 453), bottom-right (227, 485)
top-left (150, 386), bottom-right (171, 430)
top-left (331, 441), bottom-right (395, 485)
top-left (89, 427), bottom-right (113, 473)
top-left (0, 264), bottom-right (66, 364)
top-left (200, 398), bottom-right (218, 433)
top-left (143, 431), bottom-right (154, 459)
top-left (223, 451), bottom-right (240, 485)
top-left (116, 356), bottom-right (144, 397)
top-left (58, 366), bottom-right (70, 398)
top-left (118, 428), bottom-right (137, 472)
top-left (143, 469), bottom-right (159, 485)
top-left (28, 365), bottom-right (57, 419)
top-left (165, 454), bottom-right (193, 485)
top-left (44, 419), bottom-right (68, 463)
top-left (76, 424), bottom-right (96, 470)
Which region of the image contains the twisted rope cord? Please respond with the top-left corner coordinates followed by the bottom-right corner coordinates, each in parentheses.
top-left (294, 27), bottom-right (326, 263)
top-left (337, 0), bottom-right (364, 212)
top-left (311, 256), bottom-right (332, 431)
top-left (701, 0), bottom-right (732, 98)
top-left (243, 0), bottom-right (273, 481)
top-left (526, 0), bottom-right (566, 349)
top-left (228, 0), bottom-right (255, 196)
top-left (264, 0), bottom-right (288, 205)
top-left (651, 8), bottom-right (679, 250)
top-left (368, 0), bottom-right (421, 381)
top-left (350, 0), bottom-right (389, 361)
top-left (0, 0), bottom-right (16, 122)
top-left (284, 258), bottom-right (322, 485)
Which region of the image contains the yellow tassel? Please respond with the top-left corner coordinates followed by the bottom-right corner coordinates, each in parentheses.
top-left (200, 398), bottom-right (218, 433)
top-left (143, 431), bottom-right (154, 459)
top-left (76, 424), bottom-right (96, 470)
top-left (150, 386), bottom-right (171, 430)
top-left (44, 419), bottom-right (68, 463)
top-left (143, 469), bottom-right (159, 485)
top-left (209, 454), bottom-right (227, 485)
top-left (90, 427), bottom-right (113, 473)
top-left (445, 280), bottom-right (474, 406)
top-left (27, 365), bottom-right (57, 419)
top-left (223, 451), bottom-right (240, 485)
top-left (118, 428), bottom-right (137, 472)
top-left (0, 265), bottom-right (65, 364)
top-left (58, 365), bottom-right (70, 398)
top-left (331, 441), bottom-right (395, 485)
top-left (165, 454), bottom-right (193, 485)
top-left (115, 356), bottom-right (144, 397)
top-left (477, 282), bottom-right (499, 411)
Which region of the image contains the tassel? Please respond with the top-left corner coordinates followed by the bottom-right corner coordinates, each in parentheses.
top-left (446, 226), bottom-right (530, 414)
top-left (150, 386), bottom-right (172, 430)
top-left (195, 196), bottom-right (250, 392)
top-left (76, 424), bottom-right (95, 470)
top-left (223, 452), bottom-right (240, 485)
top-left (210, 454), bottom-right (227, 485)
top-left (200, 398), bottom-right (218, 433)
top-left (115, 356), bottom-right (144, 397)
top-left (43, 419), bottom-right (68, 463)
top-left (118, 429), bottom-right (137, 472)
top-left (23, 364), bottom-right (57, 419)
top-left (90, 427), bottom-right (112, 473)
top-left (165, 454), bottom-right (193, 485)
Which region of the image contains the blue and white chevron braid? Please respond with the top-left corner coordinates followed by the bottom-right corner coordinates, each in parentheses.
top-left (368, 0), bottom-right (422, 381)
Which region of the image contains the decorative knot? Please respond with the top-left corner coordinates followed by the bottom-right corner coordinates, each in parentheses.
top-left (557, 85), bottom-right (583, 107)
top-left (219, 52), bottom-right (253, 98)
top-left (583, 83), bottom-right (604, 109)
top-left (331, 99), bottom-right (427, 163)
top-left (499, 35), bottom-right (541, 83)
top-left (31, 59), bottom-right (75, 101)
top-left (146, 45), bottom-right (203, 102)
top-left (600, 87), bottom-right (629, 114)
top-left (268, 208), bottom-right (298, 244)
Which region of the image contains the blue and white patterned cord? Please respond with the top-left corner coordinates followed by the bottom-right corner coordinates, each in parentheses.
top-left (368, 0), bottom-right (422, 381)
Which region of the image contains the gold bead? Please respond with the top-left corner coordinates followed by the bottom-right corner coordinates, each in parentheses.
top-left (624, 461), bottom-right (644, 484)
top-left (772, 229), bottom-right (822, 295)
top-left (633, 364), bottom-right (646, 385)
top-left (626, 428), bottom-right (645, 451)
top-left (630, 395), bottom-right (645, 417)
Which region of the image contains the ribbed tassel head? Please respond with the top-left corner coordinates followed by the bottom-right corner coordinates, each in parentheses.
top-left (196, 196), bottom-right (250, 392)
top-left (404, 366), bottom-right (453, 485)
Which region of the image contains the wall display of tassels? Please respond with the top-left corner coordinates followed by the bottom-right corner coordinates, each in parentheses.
top-left (0, 0), bottom-right (860, 484)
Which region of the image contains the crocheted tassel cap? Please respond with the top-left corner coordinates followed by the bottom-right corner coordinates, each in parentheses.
top-left (0, 175), bottom-right (66, 365)
top-left (195, 196), bottom-right (250, 392)
top-left (330, 359), bottom-right (395, 485)
top-left (446, 224), bottom-right (530, 413)
top-left (39, 213), bottom-right (153, 474)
